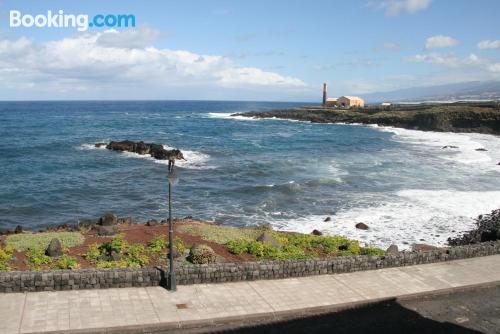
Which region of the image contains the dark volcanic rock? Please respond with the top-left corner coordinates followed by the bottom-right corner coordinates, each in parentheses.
top-left (324, 217), bottom-right (331, 222)
top-left (94, 142), bottom-right (107, 148)
top-left (355, 222), bottom-right (369, 230)
top-left (412, 244), bottom-right (439, 252)
top-left (100, 213), bottom-right (117, 226)
top-left (475, 148), bottom-right (488, 151)
top-left (105, 140), bottom-right (185, 162)
top-left (311, 229), bottom-right (323, 236)
top-left (386, 244), bottom-right (399, 255)
top-left (94, 225), bottom-right (118, 236)
top-left (45, 238), bottom-right (63, 257)
top-left (256, 232), bottom-right (281, 248)
top-left (117, 217), bottom-right (133, 225)
top-left (14, 225), bottom-right (23, 234)
top-left (448, 209), bottom-right (500, 245)
top-left (442, 145), bottom-right (459, 149)
top-left (146, 219), bottom-right (159, 226)
top-left (78, 220), bottom-right (96, 231)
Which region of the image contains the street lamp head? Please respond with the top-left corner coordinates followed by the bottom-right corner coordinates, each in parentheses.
top-left (167, 168), bottom-right (179, 185)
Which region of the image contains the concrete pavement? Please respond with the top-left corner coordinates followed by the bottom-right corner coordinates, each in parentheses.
top-left (1, 254), bottom-right (499, 334)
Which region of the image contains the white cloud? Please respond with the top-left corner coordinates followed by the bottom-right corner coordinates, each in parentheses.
top-left (312, 64), bottom-right (334, 71)
top-left (371, 0), bottom-right (432, 16)
top-left (0, 28), bottom-right (306, 99)
top-left (407, 53), bottom-right (459, 66)
top-left (407, 52), bottom-right (500, 78)
top-left (425, 35), bottom-right (459, 50)
top-left (477, 40), bottom-right (500, 50)
top-left (383, 42), bottom-right (400, 50)
top-left (488, 63), bottom-right (500, 73)
top-left (96, 26), bottom-right (165, 49)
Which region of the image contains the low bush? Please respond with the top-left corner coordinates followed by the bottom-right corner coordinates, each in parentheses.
top-left (361, 246), bottom-right (386, 256)
top-left (0, 245), bottom-right (14, 271)
top-left (226, 230), bottom-right (363, 260)
top-left (125, 244), bottom-right (149, 267)
top-left (226, 238), bottom-right (250, 255)
top-left (55, 255), bottom-right (80, 269)
top-left (188, 244), bottom-right (217, 264)
top-left (148, 234), bottom-right (186, 260)
top-left (100, 234), bottom-right (128, 255)
top-left (84, 236), bottom-right (151, 268)
top-left (84, 243), bottom-right (101, 263)
top-left (6, 232), bottom-right (84, 252)
top-left (148, 234), bottom-right (166, 254)
top-left (173, 237), bottom-right (187, 257)
top-left (26, 248), bottom-right (52, 270)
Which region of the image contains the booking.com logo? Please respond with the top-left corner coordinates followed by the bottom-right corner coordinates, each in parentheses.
top-left (9, 10), bottom-right (136, 31)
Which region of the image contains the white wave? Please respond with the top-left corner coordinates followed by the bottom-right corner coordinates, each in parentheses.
top-left (375, 126), bottom-right (500, 168)
top-left (82, 142), bottom-right (213, 169)
top-left (273, 189), bottom-right (500, 250)
top-left (121, 147), bottom-right (212, 170)
top-left (206, 112), bottom-right (259, 121)
top-left (78, 143), bottom-right (107, 150)
top-left (160, 145), bottom-right (213, 169)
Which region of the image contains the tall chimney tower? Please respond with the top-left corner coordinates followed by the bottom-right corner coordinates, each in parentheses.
top-left (322, 83), bottom-right (327, 106)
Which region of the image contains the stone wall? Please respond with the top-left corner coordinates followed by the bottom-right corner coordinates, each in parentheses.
top-left (1, 241), bottom-right (499, 293)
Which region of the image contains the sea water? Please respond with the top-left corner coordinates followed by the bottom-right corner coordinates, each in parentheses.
top-left (1, 101), bottom-right (499, 248)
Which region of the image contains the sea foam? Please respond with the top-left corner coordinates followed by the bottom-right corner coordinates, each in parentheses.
top-left (374, 126), bottom-right (500, 169)
top-left (274, 189), bottom-right (500, 249)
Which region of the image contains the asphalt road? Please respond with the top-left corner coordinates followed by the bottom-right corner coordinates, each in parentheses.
top-left (190, 284), bottom-right (500, 334)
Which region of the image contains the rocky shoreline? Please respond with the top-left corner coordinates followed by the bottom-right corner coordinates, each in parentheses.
top-left (235, 102), bottom-right (500, 135)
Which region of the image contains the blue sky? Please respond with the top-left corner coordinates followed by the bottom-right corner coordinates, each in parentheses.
top-left (0, 0), bottom-right (499, 101)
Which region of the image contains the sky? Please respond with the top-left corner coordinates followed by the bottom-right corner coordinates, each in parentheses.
top-left (0, 0), bottom-right (499, 101)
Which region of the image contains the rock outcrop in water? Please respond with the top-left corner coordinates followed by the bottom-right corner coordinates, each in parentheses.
top-left (97, 140), bottom-right (185, 162)
top-left (448, 209), bottom-right (500, 245)
top-left (236, 102), bottom-right (500, 135)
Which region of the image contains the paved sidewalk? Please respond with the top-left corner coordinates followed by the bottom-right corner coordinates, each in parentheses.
top-left (1, 255), bottom-right (499, 334)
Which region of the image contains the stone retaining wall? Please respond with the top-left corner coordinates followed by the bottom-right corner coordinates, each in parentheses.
top-left (1, 241), bottom-right (499, 293)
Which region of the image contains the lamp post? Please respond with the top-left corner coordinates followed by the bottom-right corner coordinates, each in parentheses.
top-left (167, 163), bottom-right (178, 291)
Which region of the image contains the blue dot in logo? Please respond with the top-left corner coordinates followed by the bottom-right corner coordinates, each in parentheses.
top-left (89, 22), bottom-right (93, 27)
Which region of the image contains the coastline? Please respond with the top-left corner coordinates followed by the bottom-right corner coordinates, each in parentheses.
top-left (234, 102), bottom-right (500, 135)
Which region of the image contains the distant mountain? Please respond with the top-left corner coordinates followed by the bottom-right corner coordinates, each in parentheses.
top-left (361, 81), bottom-right (500, 103)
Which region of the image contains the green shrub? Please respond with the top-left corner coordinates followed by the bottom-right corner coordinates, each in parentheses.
top-left (339, 240), bottom-right (361, 256)
top-left (246, 240), bottom-right (265, 257)
top-left (226, 238), bottom-right (250, 255)
top-left (55, 255), bottom-right (80, 269)
top-left (148, 234), bottom-right (166, 254)
top-left (172, 237), bottom-right (187, 257)
top-left (6, 232), bottom-right (84, 251)
top-left (85, 238), bottom-right (152, 268)
top-left (100, 234), bottom-right (128, 255)
top-left (96, 260), bottom-right (121, 269)
top-left (126, 244), bottom-right (149, 267)
top-left (361, 247), bottom-right (386, 256)
top-left (188, 244), bottom-right (217, 264)
top-left (84, 243), bottom-right (101, 263)
top-left (0, 245), bottom-right (14, 271)
top-left (26, 248), bottom-right (52, 270)
top-left (278, 244), bottom-right (308, 260)
top-left (311, 235), bottom-right (351, 255)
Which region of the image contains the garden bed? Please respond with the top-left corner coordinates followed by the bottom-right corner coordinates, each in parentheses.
top-left (0, 218), bottom-right (384, 272)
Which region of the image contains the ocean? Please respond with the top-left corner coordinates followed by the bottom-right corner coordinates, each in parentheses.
top-left (1, 101), bottom-right (499, 249)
